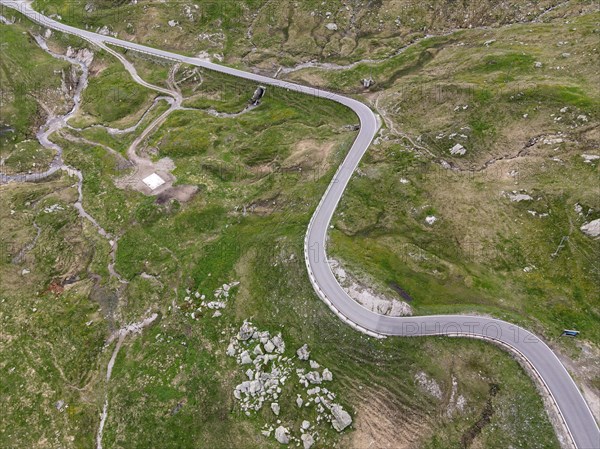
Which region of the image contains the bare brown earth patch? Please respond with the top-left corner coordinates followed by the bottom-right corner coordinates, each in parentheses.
top-left (342, 385), bottom-right (430, 449)
top-left (282, 139), bottom-right (336, 172)
top-left (156, 184), bottom-right (198, 203)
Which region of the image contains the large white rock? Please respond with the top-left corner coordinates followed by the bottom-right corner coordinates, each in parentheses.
top-left (306, 371), bottom-right (322, 384)
top-left (582, 154), bottom-right (600, 163)
top-left (275, 426), bottom-right (290, 444)
top-left (271, 402), bottom-right (280, 416)
top-left (507, 192), bottom-right (533, 202)
top-left (264, 340), bottom-right (276, 353)
top-left (325, 23), bottom-right (338, 31)
top-left (581, 219), bottom-right (600, 238)
top-left (297, 344), bottom-right (310, 360)
top-left (449, 143), bottom-right (466, 155)
top-left (331, 404), bottom-right (352, 432)
top-left (272, 333), bottom-right (285, 353)
top-left (240, 351), bottom-right (252, 365)
top-left (249, 380), bottom-right (262, 395)
top-left (322, 368), bottom-right (333, 382)
top-left (238, 321), bottom-right (254, 340)
top-left (301, 433), bottom-right (315, 449)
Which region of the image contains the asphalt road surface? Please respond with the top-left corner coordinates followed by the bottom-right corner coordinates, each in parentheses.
top-left (1, 1), bottom-right (598, 447)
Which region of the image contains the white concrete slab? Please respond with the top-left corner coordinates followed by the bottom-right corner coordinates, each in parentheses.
top-left (142, 173), bottom-right (165, 190)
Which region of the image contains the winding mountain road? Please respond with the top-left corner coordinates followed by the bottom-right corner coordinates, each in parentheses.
top-left (1, 1), bottom-right (598, 447)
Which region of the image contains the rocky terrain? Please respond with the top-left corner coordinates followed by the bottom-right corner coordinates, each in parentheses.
top-left (1, 2), bottom-right (591, 448)
top-left (330, 258), bottom-right (412, 316)
top-left (227, 321), bottom-right (352, 447)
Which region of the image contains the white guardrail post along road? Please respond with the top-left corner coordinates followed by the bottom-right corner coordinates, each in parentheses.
top-left (1, 1), bottom-right (598, 447)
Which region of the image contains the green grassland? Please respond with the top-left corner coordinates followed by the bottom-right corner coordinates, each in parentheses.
top-left (0, 155), bottom-right (560, 449)
top-left (1, 139), bottom-right (55, 174)
top-left (321, 13), bottom-right (600, 355)
top-left (30, 0), bottom-right (565, 68)
top-left (0, 18), bottom-right (71, 170)
top-left (0, 14), bottom-right (558, 449)
top-left (0, 19), bottom-right (70, 137)
top-left (1, 4), bottom-right (592, 449)
top-left (72, 50), bottom-right (159, 128)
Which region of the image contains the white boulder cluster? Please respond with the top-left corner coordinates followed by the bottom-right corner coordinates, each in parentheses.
top-left (183, 281), bottom-right (239, 319)
top-left (227, 321), bottom-right (289, 416)
top-left (227, 323), bottom-right (353, 447)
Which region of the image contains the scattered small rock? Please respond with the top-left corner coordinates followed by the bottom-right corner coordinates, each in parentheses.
top-left (414, 371), bottom-right (443, 399)
top-left (43, 203), bottom-right (64, 213)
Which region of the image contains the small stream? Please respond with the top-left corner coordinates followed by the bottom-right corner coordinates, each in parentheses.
top-left (97, 313), bottom-right (158, 449)
top-left (0, 34), bottom-right (128, 283)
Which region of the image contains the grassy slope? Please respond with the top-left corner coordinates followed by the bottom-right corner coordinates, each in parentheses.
top-left (320, 13), bottom-right (599, 352)
top-left (0, 5), bottom-right (582, 449)
top-left (0, 19), bottom-right (70, 170)
top-left (31, 0), bottom-right (561, 67)
top-left (73, 50), bottom-right (158, 127)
